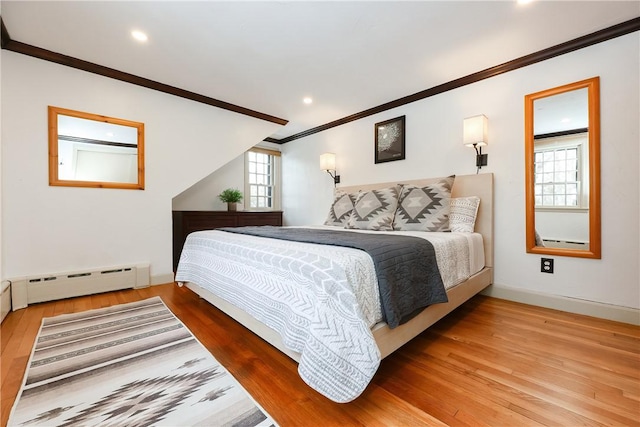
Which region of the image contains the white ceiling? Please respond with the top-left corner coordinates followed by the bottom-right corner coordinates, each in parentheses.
top-left (2, 1), bottom-right (638, 141)
top-left (534, 88), bottom-right (588, 135)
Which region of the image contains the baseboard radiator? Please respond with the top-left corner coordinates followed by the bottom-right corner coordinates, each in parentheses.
top-left (542, 239), bottom-right (589, 250)
top-left (10, 264), bottom-right (150, 310)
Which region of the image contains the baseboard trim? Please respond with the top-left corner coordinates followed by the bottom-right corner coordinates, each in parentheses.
top-left (482, 285), bottom-right (640, 326)
top-left (150, 273), bottom-right (175, 286)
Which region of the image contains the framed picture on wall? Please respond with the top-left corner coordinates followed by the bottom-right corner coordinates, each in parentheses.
top-left (375, 115), bottom-right (406, 164)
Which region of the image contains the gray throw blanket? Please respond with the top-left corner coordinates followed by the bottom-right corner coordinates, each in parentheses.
top-left (218, 226), bottom-right (448, 328)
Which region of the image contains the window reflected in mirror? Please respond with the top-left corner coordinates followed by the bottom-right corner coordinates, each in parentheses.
top-left (525, 77), bottom-right (600, 259)
top-left (48, 106), bottom-right (145, 190)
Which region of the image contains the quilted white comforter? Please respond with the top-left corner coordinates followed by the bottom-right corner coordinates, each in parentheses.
top-left (175, 227), bottom-right (481, 402)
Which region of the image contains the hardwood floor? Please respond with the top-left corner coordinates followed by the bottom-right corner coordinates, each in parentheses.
top-left (1, 283), bottom-right (638, 426)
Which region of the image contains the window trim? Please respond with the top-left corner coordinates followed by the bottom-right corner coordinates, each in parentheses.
top-left (244, 147), bottom-right (281, 211)
top-left (533, 133), bottom-right (589, 210)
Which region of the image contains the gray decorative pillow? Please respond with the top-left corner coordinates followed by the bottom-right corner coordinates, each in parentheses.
top-left (393, 175), bottom-right (455, 231)
top-left (346, 186), bottom-right (399, 231)
top-left (324, 191), bottom-right (356, 226)
top-left (449, 196), bottom-right (480, 233)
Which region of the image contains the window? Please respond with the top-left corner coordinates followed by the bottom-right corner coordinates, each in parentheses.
top-left (534, 134), bottom-right (588, 209)
top-left (245, 148), bottom-right (281, 210)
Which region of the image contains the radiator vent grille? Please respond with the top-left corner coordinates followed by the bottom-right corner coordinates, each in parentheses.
top-left (28, 276), bottom-right (58, 283)
top-left (542, 239), bottom-right (588, 249)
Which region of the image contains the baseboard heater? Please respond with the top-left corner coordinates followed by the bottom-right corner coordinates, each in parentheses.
top-left (10, 264), bottom-right (150, 310)
top-left (541, 239), bottom-right (589, 250)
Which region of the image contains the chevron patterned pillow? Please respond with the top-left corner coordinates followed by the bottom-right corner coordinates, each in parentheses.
top-left (450, 196), bottom-right (480, 232)
top-left (346, 186), bottom-right (400, 231)
top-left (393, 175), bottom-right (455, 232)
top-left (324, 191), bottom-right (356, 226)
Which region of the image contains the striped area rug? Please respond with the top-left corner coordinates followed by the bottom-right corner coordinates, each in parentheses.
top-left (8, 297), bottom-right (277, 427)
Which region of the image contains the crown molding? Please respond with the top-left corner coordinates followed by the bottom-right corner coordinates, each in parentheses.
top-left (0, 16), bottom-right (288, 127)
top-left (1, 16), bottom-right (10, 49)
top-left (2, 15), bottom-right (638, 143)
top-left (272, 16), bottom-right (640, 144)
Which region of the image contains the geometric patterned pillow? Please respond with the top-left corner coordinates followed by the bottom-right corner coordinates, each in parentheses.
top-left (392, 175), bottom-right (455, 232)
top-left (346, 186), bottom-right (399, 231)
top-left (324, 190), bottom-right (356, 227)
top-left (449, 196), bottom-right (480, 233)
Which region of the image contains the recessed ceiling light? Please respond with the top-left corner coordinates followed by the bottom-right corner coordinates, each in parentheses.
top-left (131, 30), bottom-right (148, 42)
top-left (517, 0), bottom-right (534, 4)
top-left (303, 97), bottom-right (313, 105)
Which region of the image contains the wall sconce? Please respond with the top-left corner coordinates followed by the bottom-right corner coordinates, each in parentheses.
top-left (463, 114), bottom-right (488, 171)
top-left (320, 152), bottom-right (340, 186)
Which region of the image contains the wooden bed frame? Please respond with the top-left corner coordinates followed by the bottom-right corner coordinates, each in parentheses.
top-left (185, 173), bottom-right (494, 361)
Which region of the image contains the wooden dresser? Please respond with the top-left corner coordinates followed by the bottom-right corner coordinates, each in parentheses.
top-left (172, 210), bottom-right (283, 271)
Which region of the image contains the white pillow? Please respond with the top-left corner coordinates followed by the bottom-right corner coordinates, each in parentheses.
top-left (449, 196), bottom-right (480, 233)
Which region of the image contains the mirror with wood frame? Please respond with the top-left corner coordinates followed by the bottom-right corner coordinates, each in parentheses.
top-left (524, 77), bottom-right (600, 258)
top-left (48, 106), bottom-right (145, 190)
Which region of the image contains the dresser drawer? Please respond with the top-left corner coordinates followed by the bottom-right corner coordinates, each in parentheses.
top-left (237, 213), bottom-right (282, 226)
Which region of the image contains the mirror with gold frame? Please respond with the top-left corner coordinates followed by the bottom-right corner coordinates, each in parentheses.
top-left (48, 106), bottom-right (145, 190)
top-left (525, 77), bottom-right (600, 259)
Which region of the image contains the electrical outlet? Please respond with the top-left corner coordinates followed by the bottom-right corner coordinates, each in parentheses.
top-left (541, 258), bottom-right (554, 274)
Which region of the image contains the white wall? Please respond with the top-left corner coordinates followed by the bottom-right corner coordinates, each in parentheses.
top-left (281, 33), bottom-right (640, 311)
top-left (172, 152), bottom-right (246, 211)
top-left (1, 51), bottom-right (281, 283)
top-left (172, 142), bottom-right (281, 211)
top-left (536, 211), bottom-right (589, 244)
top-left (0, 1), bottom-right (3, 290)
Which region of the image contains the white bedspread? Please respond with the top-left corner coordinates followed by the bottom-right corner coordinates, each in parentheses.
top-left (175, 227), bottom-right (484, 402)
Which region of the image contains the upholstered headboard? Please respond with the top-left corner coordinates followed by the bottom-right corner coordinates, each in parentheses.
top-left (337, 173), bottom-right (494, 268)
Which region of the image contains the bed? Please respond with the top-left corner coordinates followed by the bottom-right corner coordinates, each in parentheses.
top-left (175, 173), bottom-right (493, 402)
